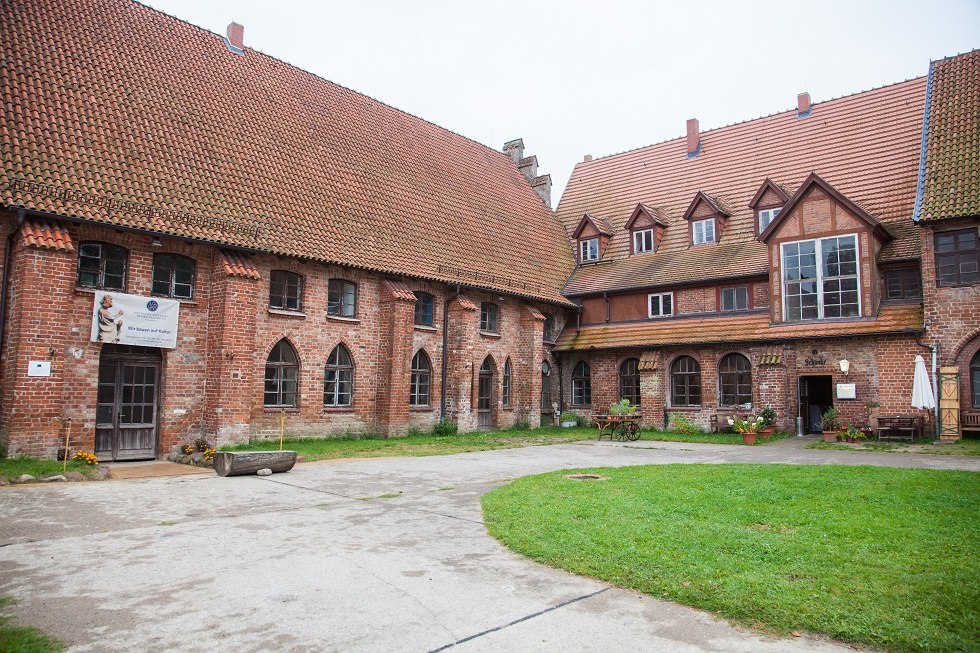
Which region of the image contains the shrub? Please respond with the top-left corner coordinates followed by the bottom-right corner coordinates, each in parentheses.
top-left (759, 405), bottom-right (777, 426)
top-left (433, 420), bottom-right (458, 437)
top-left (609, 399), bottom-right (638, 416)
top-left (559, 412), bottom-right (578, 423)
top-left (668, 413), bottom-right (704, 435)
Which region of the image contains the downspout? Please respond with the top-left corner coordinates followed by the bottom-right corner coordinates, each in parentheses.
top-left (603, 292), bottom-right (610, 323)
top-left (556, 357), bottom-right (564, 415)
top-left (0, 209), bottom-right (26, 357)
top-left (916, 336), bottom-right (940, 437)
top-left (439, 284), bottom-right (460, 423)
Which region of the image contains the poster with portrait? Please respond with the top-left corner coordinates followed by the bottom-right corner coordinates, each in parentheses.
top-left (90, 292), bottom-right (180, 349)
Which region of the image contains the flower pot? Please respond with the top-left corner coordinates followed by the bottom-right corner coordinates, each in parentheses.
top-left (741, 432), bottom-right (757, 445)
top-left (846, 437), bottom-right (856, 443)
top-left (560, 421), bottom-right (576, 428)
top-left (822, 431), bottom-right (838, 443)
top-left (760, 426), bottom-right (776, 439)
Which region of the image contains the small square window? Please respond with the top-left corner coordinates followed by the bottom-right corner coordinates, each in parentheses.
top-left (721, 286), bottom-right (749, 311)
top-left (580, 238), bottom-right (599, 262)
top-left (884, 268), bottom-right (922, 299)
top-left (758, 207), bottom-right (781, 232)
top-left (633, 229), bottom-right (654, 254)
top-left (480, 302), bottom-right (499, 332)
top-left (270, 270), bottom-right (303, 311)
top-left (648, 292), bottom-right (673, 318)
top-left (328, 279), bottom-right (357, 317)
top-left (693, 219), bottom-right (716, 244)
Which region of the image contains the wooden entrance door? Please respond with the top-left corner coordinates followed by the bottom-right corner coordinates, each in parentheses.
top-left (478, 358), bottom-right (495, 428)
top-left (96, 345), bottom-right (160, 461)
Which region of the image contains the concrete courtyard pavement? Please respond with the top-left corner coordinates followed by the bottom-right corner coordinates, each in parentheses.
top-left (1, 437), bottom-right (977, 652)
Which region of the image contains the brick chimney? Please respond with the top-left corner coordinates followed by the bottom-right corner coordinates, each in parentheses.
top-left (686, 118), bottom-right (701, 158)
top-left (503, 138), bottom-right (524, 165)
top-left (532, 175), bottom-right (552, 207)
top-left (797, 92), bottom-right (812, 118)
top-left (225, 22), bottom-right (245, 55)
top-left (584, 155), bottom-right (593, 162)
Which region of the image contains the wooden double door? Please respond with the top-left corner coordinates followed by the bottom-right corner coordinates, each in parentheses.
top-left (95, 345), bottom-right (160, 461)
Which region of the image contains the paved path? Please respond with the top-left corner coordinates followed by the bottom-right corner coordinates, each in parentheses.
top-left (1, 437), bottom-right (976, 652)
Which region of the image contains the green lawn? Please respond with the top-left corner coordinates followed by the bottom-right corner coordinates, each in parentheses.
top-left (808, 439), bottom-right (980, 456)
top-left (0, 457), bottom-right (97, 483)
top-left (0, 597), bottom-right (63, 653)
top-left (482, 464), bottom-right (980, 653)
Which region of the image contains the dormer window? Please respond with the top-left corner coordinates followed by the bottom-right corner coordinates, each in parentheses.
top-left (692, 219), bottom-right (715, 244)
top-left (580, 238), bottom-right (599, 262)
top-left (633, 229), bottom-right (654, 253)
top-left (758, 207), bottom-right (781, 232)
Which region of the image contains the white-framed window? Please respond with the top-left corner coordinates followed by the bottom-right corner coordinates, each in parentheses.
top-left (580, 238), bottom-right (599, 262)
top-left (721, 286), bottom-right (749, 312)
top-left (633, 229), bottom-right (654, 254)
top-left (758, 207), bottom-right (781, 232)
top-left (648, 292), bottom-right (673, 318)
top-left (781, 234), bottom-right (860, 321)
top-left (692, 218), bottom-right (716, 244)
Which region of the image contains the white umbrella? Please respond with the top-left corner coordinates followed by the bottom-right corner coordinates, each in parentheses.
top-left (911, 354), bottom-right (936, 410)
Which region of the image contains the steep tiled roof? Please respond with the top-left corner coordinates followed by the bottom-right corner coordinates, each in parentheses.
top-left (20, 220), bottom-right (73, 252)
top-left (915, 49), bottom-right (980, 222)
top-left (553, 304), bottom-right (923, 351)
top-left (0, 0), bottom-right (574, 306)
top-left (219, 251), bottom-right (261, 280)
top-left (558, 79), bottom-right (928, 296)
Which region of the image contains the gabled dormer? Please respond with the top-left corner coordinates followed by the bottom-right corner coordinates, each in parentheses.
top-left (749, 178), bottom-right (791, 235)
top-left (624, 203), bottom-right (668, 255)
top-left (572, 213), bottom-right (614, 263)
top-left (682, 192), bottom-right (731, 245)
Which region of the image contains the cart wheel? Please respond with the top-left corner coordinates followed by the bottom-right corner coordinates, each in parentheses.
top-left (625, 422), bottom-right (640, 441)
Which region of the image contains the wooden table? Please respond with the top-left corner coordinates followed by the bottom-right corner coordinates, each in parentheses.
top-left (876, 416), bottom-right (922, 442)
top-left (593, 414), bottom-right (641, 441)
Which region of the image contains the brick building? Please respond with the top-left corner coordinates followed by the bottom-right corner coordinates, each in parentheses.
top-left (1, 1), bottom-right (977, 461)
top-left (0, 0), bottom-right (573, 460)
top-left (553, 50), bottom-right (979, 438)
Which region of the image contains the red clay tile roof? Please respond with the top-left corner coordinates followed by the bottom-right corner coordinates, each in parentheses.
top-left (558, 78), bottom-right (927, 296)
top-left (525, 305), bottom-right (546, 321)
top-left (0, 0), bottom-right (574, 306)
top-left (20, 220), bottom-right (73, 252)
top-left (381, 280), bottom-right (417, 303)
top-left (553, 304), bottom-right (923, 351)
top-left (915, 49), bottom-right (980, 222)
top-left (219, 251), bottom-right (261, 280)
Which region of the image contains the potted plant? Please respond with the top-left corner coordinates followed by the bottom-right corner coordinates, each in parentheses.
top-left (820, 407), bottom-right (841, 443)
top-left (608, 399), bottom-right (639, 417)
top-left (759, 405), bottom-right (777, 439)
top-left (841, 424), bottom-right (864, 443)
top-left (559, 412), bottom-right (578, 428)
top-left (728, 415), bottom-right (764, 445)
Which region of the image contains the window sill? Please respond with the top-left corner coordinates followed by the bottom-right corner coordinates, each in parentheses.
top-left (480, 331), bottom-right (502, 339)
top-left (935, 281), bottom-right (979, 289)
top-left (264, 407), bottom-right (300, 413)
top-left (502, 406), bottom-right (514, 412)
top-left (667, 405), bottom-right (702, 411)
top-left (75, 286), bottom-right (126, 295)
top-left (268, 308), bottom-right (306, 318)
top-left (414, 324), bottom-right (438, 332)
top-left (410, 406), bottom-right (435, 412)
top-left (322, 406), bottom-right (355, 413)
top-left (543, 338), bottom-right (558, 345)
top-left (326, 314), bottom-right (360, 324)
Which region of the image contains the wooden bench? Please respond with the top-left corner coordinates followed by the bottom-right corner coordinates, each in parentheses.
top-left (710, 413), bottom-right (749, 433)
top-left (876, 416), bottom-right (922, 443)
top-left (961, 411), bottom-right (980, 437)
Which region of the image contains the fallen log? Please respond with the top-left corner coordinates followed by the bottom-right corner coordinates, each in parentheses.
top-left (213, 451), bottom-right (297, 477)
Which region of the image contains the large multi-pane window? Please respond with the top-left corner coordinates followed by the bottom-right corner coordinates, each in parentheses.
top-left (502, 358), bottom-right (512, 407)
top-left (410, 350), bottom-right (431, 406)
top-left (935, 229), bottom-right (979, 286)
top-left (328, 279), bottom-right (357, 317)
top-left (264, 340), bottom-right (299, 407)
top-left (619, 358), bottom-right (640, 407)
top-left (152, 253), bottom-right (195, 299)
top-left (782, 235), bottom-right (859, 321)
top-left (269, 270), bottom-right (303, 311)
top-left (671, 356), bottom-right (701, 406)
top-left (480, 302), bottom-right (499, 333)
top-left (77, 242), bottom-right (127, 290)
top-left (323, 344), bottom-right (354, 407)
top-left (718, 353), bottom-right (752, 406)
top-left (414, 291), bottom-right (434, 326)
top-left (571, 361), bottom-right (591, 406)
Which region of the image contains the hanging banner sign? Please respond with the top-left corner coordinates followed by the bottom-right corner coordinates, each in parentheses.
top-left (90, 292), bottom-right (180, 349)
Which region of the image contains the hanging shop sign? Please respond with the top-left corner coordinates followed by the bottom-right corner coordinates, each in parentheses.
top-left (90, 292), bottom-right (180, 349)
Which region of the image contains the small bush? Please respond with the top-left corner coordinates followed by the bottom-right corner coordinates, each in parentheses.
top-left (668, 413), bottom-right (704, 435)
top-left (433, 420), bottom-right (458, 437)
top-left (575, 414), bottom-right (590, 427)
top-left (559, 412), bottom-right (578, 423)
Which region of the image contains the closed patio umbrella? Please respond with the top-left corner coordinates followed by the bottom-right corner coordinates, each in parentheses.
top-left (911, 354), bottom-right (935, 410)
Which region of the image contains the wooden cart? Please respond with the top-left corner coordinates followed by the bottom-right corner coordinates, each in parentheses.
top-left (593, 414), bottom-right (641, 441)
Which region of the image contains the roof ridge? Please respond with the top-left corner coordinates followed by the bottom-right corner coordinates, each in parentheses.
top-left (131, 0), bottom-right (514, 165)
top-left (930, 47), bottom-right (980, 65)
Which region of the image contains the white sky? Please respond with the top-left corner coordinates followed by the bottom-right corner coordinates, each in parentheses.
top-left (142, 0), bottom-right (979, 205)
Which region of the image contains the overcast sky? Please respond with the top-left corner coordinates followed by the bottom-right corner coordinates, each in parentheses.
top-left (143, 0), bottom-right (979, 205)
